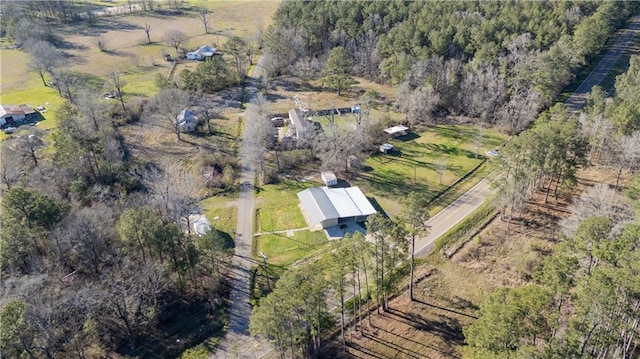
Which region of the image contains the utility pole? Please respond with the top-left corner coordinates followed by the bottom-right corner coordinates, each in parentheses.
top-left (260, 252), bottom-right (270, 290)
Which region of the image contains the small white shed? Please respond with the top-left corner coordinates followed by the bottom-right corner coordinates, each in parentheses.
top-left (321, 171), bottom-right (338, 186)
top-left (380, 143), bottom-right (394, 153)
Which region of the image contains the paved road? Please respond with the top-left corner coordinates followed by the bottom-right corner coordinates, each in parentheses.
top-left (212, 62), bottom-right (271, 358)
top-left (414, 179), bottom-right (492, 258)
top-left (564, 16), bottom-right (640, 113)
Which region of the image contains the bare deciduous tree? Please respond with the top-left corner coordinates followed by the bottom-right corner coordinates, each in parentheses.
top-left (108, 70), bottom-right (127, 113)
top-left (24, 39), bottom-right (63, 87)
top-left (76, 89), bottom-right (107, 131)
top-left (148, 88), bottom-right (190, 141)
top-left (560, 184), bottom-right (635, 239)
top-left (197, 5), bottom-right (211, 34)
top-left (0, 143), bottom-right (23, 190)
top-left (143, 22), bottom-right (152, 44)
top-left (164, 30), bottom-right (187, 57)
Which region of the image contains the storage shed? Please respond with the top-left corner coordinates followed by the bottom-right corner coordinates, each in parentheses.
top-left (321, 171), bottom-right (338, 186)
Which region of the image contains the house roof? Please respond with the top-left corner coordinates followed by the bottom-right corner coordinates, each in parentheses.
top-left (297, 186), bottom-right (376, 225)
top-left (384, 125), bottom-right (409, 135)
top-left (1, 104), bottom-right (34, 117)
top-left (176, 109), bottom-right (197, 124)
top-left (288, 109), bottom-right (309, 137)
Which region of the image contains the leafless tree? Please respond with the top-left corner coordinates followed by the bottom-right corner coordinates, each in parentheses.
top-left (145, 162), bottom-right (202, 232)
top-left (76, 89), bottom-right (107, 131)
top-left (472, 129), bottom-right (484, 159)
top-left (497, 88), bottom-right (541, 134)
top-left (608, 131), bottom-right (640, 189)
top-left (14, 127), bottom-right (46, 167)
top-left (459, 65), bottom-right (506, 121)
top-left (580, 113), bottom-right (614, 163)
top-left (396, 82), bottom-right (440, 127)
top-left (0, 143), bottom-right (23, 190)
top-left (108, 70), bottom-right (127, 113)
top-left (435, 159), bottom-right (448, 185)
top-left (51, 69), bottom-right (80, 103)
top-left (197, 5), bottom-right (211, 34)
top-left (143, 22), bottom-right (152, 44)
top-left (164, 30), bottom-right (188, 57)
top-left (560, 184), bottom-right (635, 239)
top-left (51, 204), bottom-right (117, 275)
top-left (148, 88), bottom-right (190, 141)
top-left (243, 94), bottom-right (274, 181)
top-left (24, 39), bottom-right (63, 87)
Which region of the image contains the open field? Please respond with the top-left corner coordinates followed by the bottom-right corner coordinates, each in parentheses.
top-left (354, 125), bottom-right (507, 218)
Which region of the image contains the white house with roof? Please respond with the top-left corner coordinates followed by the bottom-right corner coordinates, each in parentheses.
top-left (297, 186), bottom-right (377, 229)
top-left (176, 109), bottom-right (198, 132)
top-left (186, 45), bottom-right (216, 61)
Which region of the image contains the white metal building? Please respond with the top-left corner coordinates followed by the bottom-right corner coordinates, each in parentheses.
top-left (297, 186), bottom-right (377, 229)
top-left (384, 125), bottom-right (409, 137)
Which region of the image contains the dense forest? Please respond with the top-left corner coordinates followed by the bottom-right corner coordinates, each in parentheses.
top-left (263, 1), bottom-right (638, 133)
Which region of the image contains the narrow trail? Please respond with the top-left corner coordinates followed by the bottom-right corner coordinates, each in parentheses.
top-left (212, 61), bottom-right (271, 358)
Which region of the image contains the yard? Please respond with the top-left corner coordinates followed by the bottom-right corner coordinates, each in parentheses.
top-left (354, 124), bottom-right (507, 218)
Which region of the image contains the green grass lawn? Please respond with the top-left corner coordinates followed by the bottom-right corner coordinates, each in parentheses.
top-left (200, 195), bottom-right (237, 236)
top-left (254, 230), bottom-right (328, 267)
top-left (354, 124), bottom-right (507, 218)
top-left (254, 179), bottom-right (318, 232)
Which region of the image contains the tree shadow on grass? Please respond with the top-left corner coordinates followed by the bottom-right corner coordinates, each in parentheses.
top-left (395, 132), bottom-right (420, 142)
top-left (382, 307), bottom-right (465, 344)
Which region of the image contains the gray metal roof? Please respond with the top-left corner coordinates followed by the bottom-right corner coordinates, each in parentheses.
top-left (297, 186), bottom-right (376, 225)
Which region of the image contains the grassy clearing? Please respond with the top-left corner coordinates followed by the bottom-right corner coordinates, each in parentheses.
top-left (254, 179), bottom-right (319, 232)
top-left (354, 125), bottom-right (507, 218)
top-left (254, 230), bottom-right (328, 267)
top-left (200, 195), bottom-right (237, 236)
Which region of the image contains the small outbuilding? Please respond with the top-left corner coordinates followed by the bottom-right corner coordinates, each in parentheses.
top-left (384, 125), bottom-right (409, 137)
top-left (0, 104), bottom-right (38, 128)
top-left (380, 143), bottom-right (394, 153)
top-left (321, 171), bottom-right (338, 186)
top-left (176, 109), bottom-right (198, 133)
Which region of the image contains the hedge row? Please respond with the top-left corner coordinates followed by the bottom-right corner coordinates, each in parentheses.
top-left (435, 201), bottom-right (498, 257)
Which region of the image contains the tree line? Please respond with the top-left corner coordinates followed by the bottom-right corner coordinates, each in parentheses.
top-left (466, 52), bottom-right (640, 359)
top-left (262, 1), bottom-right (638, 133)
top-left (464, 183), bottom-right (640, 358)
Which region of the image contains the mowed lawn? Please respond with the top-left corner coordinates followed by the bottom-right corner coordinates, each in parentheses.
top-left (254, 179), bottom-right (318, 232)
top-left (254, 230), bottom-right (328, 267)
top-left (200, 195), bottom-right (237, 236)
top-left (355, 125), bottom-right (507, 217)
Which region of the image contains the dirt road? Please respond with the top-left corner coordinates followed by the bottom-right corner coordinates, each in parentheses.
top-left (564, 16), bottom-right (640, 113)
top-left (212, 62), bottom-right (270, 358)
top-left (414, 179), bottom-right (493, 258)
